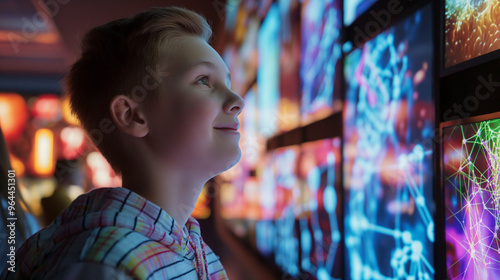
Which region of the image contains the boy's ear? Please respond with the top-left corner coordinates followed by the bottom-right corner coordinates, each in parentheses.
top-left (110, 95), bottom-right (148, 137)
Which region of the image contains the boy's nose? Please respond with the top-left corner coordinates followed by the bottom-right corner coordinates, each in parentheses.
top-left (225, 91), bottom-right (245, 115)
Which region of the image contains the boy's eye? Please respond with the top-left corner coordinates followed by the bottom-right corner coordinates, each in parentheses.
top-left (196, 76), bottom-right (210, 86)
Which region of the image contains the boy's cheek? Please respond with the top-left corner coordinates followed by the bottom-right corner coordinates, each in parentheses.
top-left (178, 96), bottom-right (218, 120)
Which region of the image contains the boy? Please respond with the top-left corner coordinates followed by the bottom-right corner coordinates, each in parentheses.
top-left (1, 6), bottom-right (243, 280)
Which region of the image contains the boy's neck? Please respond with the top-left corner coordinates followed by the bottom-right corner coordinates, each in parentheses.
top-left (121, 161), bottom-right (206, 227)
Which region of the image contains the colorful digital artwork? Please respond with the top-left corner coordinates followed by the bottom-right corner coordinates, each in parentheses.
top-left (343, 4), bottom-right (435, 280)
top-left (443, 117), bottom-right (500, 280)
top-left (445, 0), bottom-right (500, 67)
top-left (301, 0), bottom-right (342, 125)
top-left (255, 138), bottom-right (342, 280)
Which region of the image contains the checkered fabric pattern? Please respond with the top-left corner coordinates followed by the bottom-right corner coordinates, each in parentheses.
top-left (1, 187), bottom-right (228, 280)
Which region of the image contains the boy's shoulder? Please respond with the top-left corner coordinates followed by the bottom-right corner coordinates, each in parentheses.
top-left (3, 188), bottom-right (227, 279)
top-left (1, 224), bottom-right (183, 280)
top-left (80, 225), bottom-right (190, 276)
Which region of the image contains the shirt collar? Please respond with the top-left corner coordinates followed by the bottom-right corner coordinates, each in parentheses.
top-left (55, 187), bottom-right (203, 258)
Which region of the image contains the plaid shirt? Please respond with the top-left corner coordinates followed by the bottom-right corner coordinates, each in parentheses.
top-left (1, 187), bottom-right (228, 280)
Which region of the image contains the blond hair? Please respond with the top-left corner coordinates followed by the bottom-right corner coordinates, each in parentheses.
top-left (64, 7), bottom-right (212, 174)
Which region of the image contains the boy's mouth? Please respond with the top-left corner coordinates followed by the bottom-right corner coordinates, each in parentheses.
top-left (214, 123), bottom-right (240, 135)
top-left (214, 123), bottom-right (239, 130)
top-left (214, 127), bottom-right (240, 135)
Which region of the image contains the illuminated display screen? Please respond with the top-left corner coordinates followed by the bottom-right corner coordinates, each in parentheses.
top-left (442, 116), bottom-right (500, 279)
top-left (255, 138), bottom-right (342, 280)
top-left (301, 0), bottom-right (342, 125)
top-left (257, 3), bottom-right (280, 138)
top-left (445, 0), bottom-right (500, 67)
top-left (297, 137), bottom-right (342, 279)
top-left (343, 4), bottom-right (435, 279)
top-left (278, 0), bottom-right (301, 131)
top-left (255, 146), bottom-right (301, 276)
top-left (344, 0), bottom-right (377, 26)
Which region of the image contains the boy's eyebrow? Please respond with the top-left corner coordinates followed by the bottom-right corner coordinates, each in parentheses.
top-left (188, 61), bottom-right (232, 85)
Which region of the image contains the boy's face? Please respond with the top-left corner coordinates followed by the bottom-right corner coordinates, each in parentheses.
top-left (144, 36), bottom-right (244, 176)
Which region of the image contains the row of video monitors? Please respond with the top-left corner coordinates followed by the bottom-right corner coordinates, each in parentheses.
top-left (223, 110), bottom-right (500, 280)
top-left (221, 0), bottom-right (500, 279)
top-left (224, 0), bottom-right (500, 135)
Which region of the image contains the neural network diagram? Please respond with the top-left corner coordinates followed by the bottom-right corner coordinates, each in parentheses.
top-left (343, 4), bottom-right (434, 280)
top-left (299, 138), bottom-right (342, 280)
top-left (443, 118), bottom-right (500, 280)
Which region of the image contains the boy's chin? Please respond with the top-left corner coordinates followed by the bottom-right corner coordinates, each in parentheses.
top-left (208, 153), bottom-right (241, 178)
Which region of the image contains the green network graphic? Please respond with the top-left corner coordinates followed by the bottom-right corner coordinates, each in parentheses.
top-left (444, 119), bottom-right (500, 280)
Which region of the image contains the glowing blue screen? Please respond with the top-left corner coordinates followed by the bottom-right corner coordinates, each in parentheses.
top-left (301, 0), bottom-right (342, 123)
top-left (257, 3), bottom-right (280, 138)
top-left (343, 4), bottom-right (435, 279)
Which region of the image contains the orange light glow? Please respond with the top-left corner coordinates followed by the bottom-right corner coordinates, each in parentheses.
top-left (31, 94), bottom-right (61, 122)
top-left (0, 31), bottom-right (58, 44)
top-left (61, 97), bottom-right (80, 125)
top-left (0, 93), bottom-right (28, 142)
top-left (32, 32), bottom-right (58, 44)
top-left (86, 152), bottom-right (121, 188)
top-left (191, 186), bottom-right (211, 219)
top-left (32, 129), bottom-right (55, 176)
top-left (9, 154), bottom-right (25, 177)
top-left (60, 126), bottom-right (86, 159)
